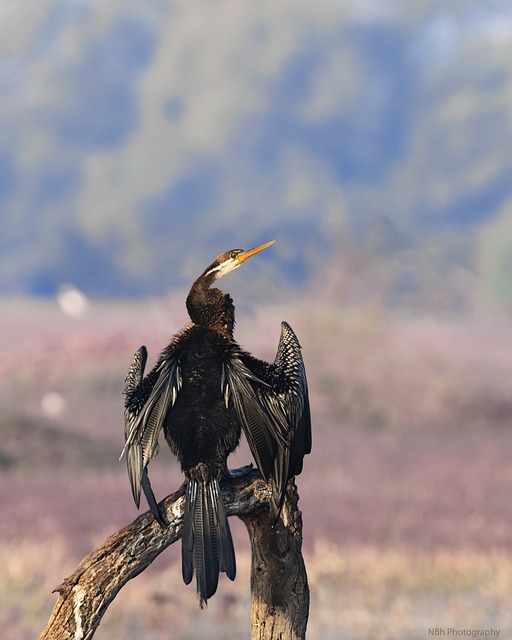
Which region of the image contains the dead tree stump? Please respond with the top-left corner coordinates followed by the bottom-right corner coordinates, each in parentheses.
top-left (39, 470), bottom-right (309, 640)
top-left (242, 480), bottom-right (309, 639)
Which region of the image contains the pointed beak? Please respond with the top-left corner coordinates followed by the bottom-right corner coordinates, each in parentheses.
top-left (236, 240), bottom-right (275, 265)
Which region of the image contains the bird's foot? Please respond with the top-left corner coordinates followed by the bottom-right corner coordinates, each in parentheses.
top-left (227, 463), bottom-right (253, 478)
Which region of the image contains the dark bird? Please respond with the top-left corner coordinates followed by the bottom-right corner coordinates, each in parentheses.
top-left (121, 241), bottom-right (311, 606)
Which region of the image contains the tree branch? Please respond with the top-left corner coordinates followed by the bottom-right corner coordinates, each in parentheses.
top-left (242, 479), bottom-right (310, 640)
top-left (39, 470), bottom-right (308, 640)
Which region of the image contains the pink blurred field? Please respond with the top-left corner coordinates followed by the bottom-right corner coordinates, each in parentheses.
top-left (1, 297), bottom-right (512, 638)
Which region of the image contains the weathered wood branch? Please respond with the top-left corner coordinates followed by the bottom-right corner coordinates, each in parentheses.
top-left (242, 479), bottom-right (309, 639)
top-left (39, 470), bottom-right (309, 640)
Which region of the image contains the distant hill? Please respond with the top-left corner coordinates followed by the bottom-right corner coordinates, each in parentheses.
top-left (2, 2), bottom-right (512, 307)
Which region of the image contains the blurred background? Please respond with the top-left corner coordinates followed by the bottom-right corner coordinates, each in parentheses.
top-left (2, 1), bottom-right (512, 638)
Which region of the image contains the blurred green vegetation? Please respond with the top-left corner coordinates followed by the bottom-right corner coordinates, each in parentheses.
top-left (1, 1), bottom-right (512, 307)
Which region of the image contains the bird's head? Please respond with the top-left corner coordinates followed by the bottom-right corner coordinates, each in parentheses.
top-left (187, 240), bottom-right (275, 334)
top-left (202, 240), bottom-right (275, 282)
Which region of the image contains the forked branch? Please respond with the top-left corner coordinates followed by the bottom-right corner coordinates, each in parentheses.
top-left (39, 470), bottom-right (309, 640)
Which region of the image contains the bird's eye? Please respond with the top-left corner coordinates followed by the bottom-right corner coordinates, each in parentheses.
top-left (230, 251), bottom-right (239, 260)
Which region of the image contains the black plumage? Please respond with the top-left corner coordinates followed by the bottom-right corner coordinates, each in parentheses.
top-left (121, 241), bottom-right (311, 605)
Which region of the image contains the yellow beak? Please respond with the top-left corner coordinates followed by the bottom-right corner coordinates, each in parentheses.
top-left (236, 240), bottom-right (275, 265)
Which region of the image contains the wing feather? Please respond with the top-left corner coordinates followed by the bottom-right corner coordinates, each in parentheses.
top-left (122, 344), bottom-right (182, 513)
top-left (223, 321), bottom-right (311, 522)
top-left (221, 357), bottom-right (277, 481)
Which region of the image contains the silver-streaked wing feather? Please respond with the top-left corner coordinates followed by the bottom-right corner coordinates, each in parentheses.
top-left (121, 346), bottom-right (149, 508)
top-left (223, 321), bottom-right (311, 522)
top-left (122, 344), bottom-right (182, 511)
top-left (221, 356), bottom-right (278, 482)
top-left (259, 321), bottom-right (311, 475)
top-left (254, 322), bottom-right (311, 520)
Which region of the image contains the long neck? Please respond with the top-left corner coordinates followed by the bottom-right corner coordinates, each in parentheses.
top-left (186, 274), bottom-right (235, 337)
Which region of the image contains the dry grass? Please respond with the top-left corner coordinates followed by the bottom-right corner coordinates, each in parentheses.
top-left (2, 539), bottom-right (511, 640)
top-left (309, 543), bottom-right (512, 639)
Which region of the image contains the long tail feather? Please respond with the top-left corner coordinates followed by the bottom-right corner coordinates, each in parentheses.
top-left (181, 467), bottom-right (236, 606)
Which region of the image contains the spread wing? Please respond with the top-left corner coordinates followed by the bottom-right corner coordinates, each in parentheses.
top-left (258, 321), bottom-right (311, 472)
top-left (222, 321), bottom-right (311, 522)
top-left (122, 343), bottom-right (182, 524)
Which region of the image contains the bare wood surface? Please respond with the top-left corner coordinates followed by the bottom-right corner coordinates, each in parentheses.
top-left (242, 480), bottom-right (310, 640)
top-left (39, 470), bottom-right (309, 640)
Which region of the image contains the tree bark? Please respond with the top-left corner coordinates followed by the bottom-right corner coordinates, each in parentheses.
top-left (39, 470), bottom-right (309, 640)
top-left (241, 480), bottom-right (309, 640)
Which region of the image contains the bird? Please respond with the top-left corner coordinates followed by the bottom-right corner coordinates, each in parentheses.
top-left (121, 240), bottom-right (311, 606)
